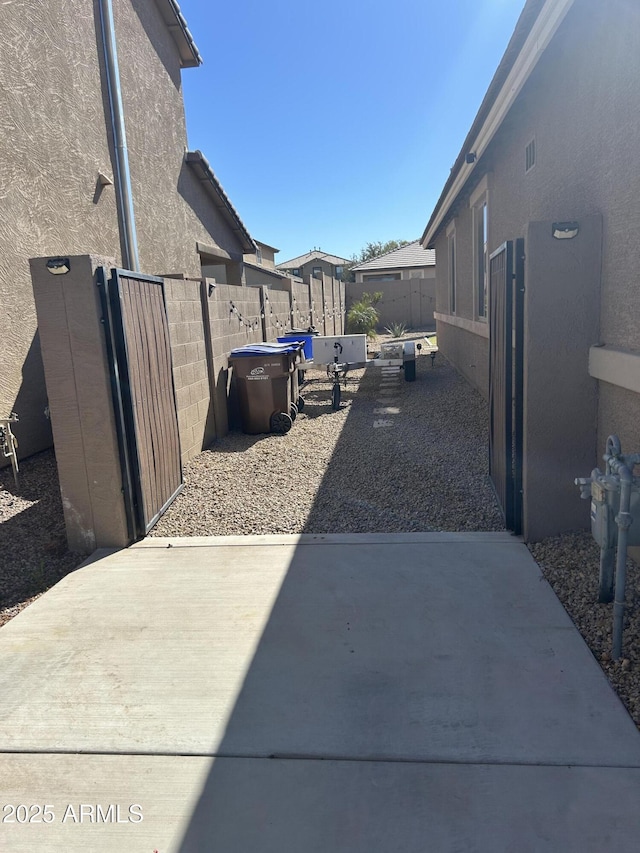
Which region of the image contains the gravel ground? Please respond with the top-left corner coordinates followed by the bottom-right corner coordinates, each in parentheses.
top-left (0, 451), bottom-right (82, 627)
top-left (529, 532), bottom-right (640, 728)
top-left (150, 333), bottom-right (504, 536)
top-left (1, 330), bottom-right (639, 732)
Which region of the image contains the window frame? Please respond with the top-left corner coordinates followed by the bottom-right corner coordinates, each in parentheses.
top-left (470, 175), bottom-right (490, 321)
top-left (446, 219), bottom-right (457, 315)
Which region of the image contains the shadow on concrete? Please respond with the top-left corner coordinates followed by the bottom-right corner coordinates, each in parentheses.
top-left (169, 355), bottom-right (513, 849)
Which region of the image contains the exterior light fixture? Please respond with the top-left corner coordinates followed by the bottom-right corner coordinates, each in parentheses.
top-left (465, 152), bottom-right (477, 164)
top-left (46, 257), bottom-right (71, 275)
top-left (552, 221), bottom-right (579, 239)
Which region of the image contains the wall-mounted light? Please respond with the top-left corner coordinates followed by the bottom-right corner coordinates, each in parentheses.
top-left (552, 221), bottom-right (579, 239)
top-left (46, 257), bottom-right (71, 275)
top-left (465, 152), bottom-right (477, 164)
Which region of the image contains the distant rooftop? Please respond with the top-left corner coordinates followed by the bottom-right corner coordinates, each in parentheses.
top-left (351, 241), bottom-right (435, 271)
top-left (277, 250), bottom-right (350, 270)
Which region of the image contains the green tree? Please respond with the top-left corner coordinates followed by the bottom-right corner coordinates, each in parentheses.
top-left (346, 291), bottom-right (383, 338)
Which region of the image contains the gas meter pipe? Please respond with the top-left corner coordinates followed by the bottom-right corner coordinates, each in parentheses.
top-left (605, 436), bottom-right (640, 659)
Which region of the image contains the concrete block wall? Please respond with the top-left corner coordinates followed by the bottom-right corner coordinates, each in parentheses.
top-left (291, 281), bottom-right (312, 330)
top-left (203, 283), bottom-right (263, 437)
top-left (309, 278), bottom-right (325, 333)
top-left (322, 275), bottom-right (336, 336)
top-left (164, 278), bottom-right (212, 464)
top-left (338, 281), bottom-right (346, 334)
top-left (346, 277), bottom-right (436, 331)
top-left (263, 288), bottom-right (292, 342)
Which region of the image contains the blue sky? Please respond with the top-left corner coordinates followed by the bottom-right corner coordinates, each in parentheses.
top-left (178, 0), bottom-right (525, 264)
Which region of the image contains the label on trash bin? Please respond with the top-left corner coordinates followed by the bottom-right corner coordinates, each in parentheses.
top-left (250, 367), bottom-right (265, 375)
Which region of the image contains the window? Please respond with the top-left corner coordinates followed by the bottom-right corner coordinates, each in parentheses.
top-left (335, 265), bottom-right (343, 279)
top-left (255, 245), bottom-right (263, 264)
top-left (474, 202), bottom-right (488, 318)
top-left (363, 273), bottom-right (401, 282)
top-left (292, 268), bottom-right (300, 276)
top-left (312, 266), bottom-right (322, 279)
top-left (447, 227), bottom-right (457, 315)
top-left (470, 175), bottom-right (490, 320)
top-left (525, 138), bottom-right (536, 173)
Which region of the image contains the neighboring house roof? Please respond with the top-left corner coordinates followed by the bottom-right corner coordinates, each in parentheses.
top-left (421, 0), bottom-right (556, 247)
top-left (351, 241), bottom-right (435, 272)
top-left (185, 150), bottom-right (255, 254)
top-left (155, 0), bottom-right (202, 67)
top-left (277, 250), bottom-right (349, 269)
top-left (255, 240), bottom-right (279, 253)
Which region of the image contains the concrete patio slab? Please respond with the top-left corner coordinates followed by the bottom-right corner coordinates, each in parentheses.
top-left (1, 533), bottom-right (640, 851)
top-left (2, 755), bottom-right (640, 852)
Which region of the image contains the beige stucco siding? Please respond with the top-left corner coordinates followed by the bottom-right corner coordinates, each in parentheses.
top-left (0, 0), bottom-right (120, 455)
top-left (433, 0), bottom-right (640, 433)
top-left (114, 0), bottom-right (245, 275)
top-left (0, 0), bottom-right (246, 458)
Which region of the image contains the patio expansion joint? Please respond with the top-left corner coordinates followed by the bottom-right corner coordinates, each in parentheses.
top-left (2, 749), bottom-right (640, 771)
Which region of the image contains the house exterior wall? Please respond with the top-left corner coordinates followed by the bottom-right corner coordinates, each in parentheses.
top-left (430, 0), bottom-right (640, 538)
top-left (244, 265), bottom-right (287, 288)
top-left (0, 0), bottom-right (244, 461)
top-left (298, 260), bottom-right (342, 280)
top-left (355, 267), bottom-right (434, 283)
top-left (244, 243), bottom-right (277, 270)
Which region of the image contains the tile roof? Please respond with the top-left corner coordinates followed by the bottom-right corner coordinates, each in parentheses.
top-left (351, 241), bottom-right (436, 271)
top-left (155, 0), bottom-right (202, 67)
top-left (277, 250), bottom-right (350, 269)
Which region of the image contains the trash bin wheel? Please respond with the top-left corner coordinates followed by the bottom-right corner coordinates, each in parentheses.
top-left (290, 402), bottom-right (298, 421)
top-left (296, 396), bottom-right (305, 413)
top-left (331, 384), bottom-right (341, 411)
top-left (270, 411), bottom-right (293, 434)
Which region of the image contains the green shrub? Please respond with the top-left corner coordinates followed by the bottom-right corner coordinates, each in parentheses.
top-left (384, 321), bottom-right (408, 338)
top-left (346, 292), bottom-right (382, 338)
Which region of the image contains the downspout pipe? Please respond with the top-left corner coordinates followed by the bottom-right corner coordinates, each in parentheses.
top-left (98, 0), bottom-right (140, 272)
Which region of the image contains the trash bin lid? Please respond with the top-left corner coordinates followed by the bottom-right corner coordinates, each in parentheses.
top-left (230, 342), bottom-right (303, 357)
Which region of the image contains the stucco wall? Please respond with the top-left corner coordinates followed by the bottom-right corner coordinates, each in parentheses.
top-left (432, 0), bottom-right (640, 493)
top-left (481, 0), bottom-right (640, 456)
top-left (0, 0), bottom-right (121, 456)
top-left (1, 0), bottom-right (247, 462)
top-left (244, 265), bottom-right (286, 288)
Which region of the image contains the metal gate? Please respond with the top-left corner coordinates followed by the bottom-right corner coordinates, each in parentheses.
top-left (99, 268), bottom-right (183, 540)
top-left (488, 239), bottom-right (524, 533)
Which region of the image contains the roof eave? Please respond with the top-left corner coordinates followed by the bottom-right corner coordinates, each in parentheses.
top-left (421, 0), bottom-right (574, 248)
top-left (185, 150), bottom-right (255, 254)
top-left (155, 0), bottom-right (202, 68)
